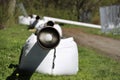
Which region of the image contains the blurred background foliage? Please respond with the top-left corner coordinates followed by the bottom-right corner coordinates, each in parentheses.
top-left (0, 0), bottom-right (120, 28)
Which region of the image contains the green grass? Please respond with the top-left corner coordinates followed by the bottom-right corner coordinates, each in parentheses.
top-left (63, 24), bottom-right (120, 40)
top-left (0, 25), bottom-right (120, 80)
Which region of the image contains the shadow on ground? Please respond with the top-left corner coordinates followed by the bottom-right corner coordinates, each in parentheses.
top-left (6, 64), bottom-right (34, 80)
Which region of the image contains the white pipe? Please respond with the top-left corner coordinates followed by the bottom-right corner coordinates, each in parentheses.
top-left (44, 16), bottom-right (101, 29)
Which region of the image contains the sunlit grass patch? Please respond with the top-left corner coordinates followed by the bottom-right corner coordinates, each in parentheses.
top-left (0, 24), bottom-right (120, 80)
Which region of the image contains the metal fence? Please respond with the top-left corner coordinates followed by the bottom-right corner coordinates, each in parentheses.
top-left (100, 5), bottom-right (120, 34)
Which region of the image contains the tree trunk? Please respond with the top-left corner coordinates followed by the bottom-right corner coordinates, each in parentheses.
top-left (7, 0), bottom-right (16, 24)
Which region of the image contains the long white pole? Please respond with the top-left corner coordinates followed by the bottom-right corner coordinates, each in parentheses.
top-left (44, 16), bottom-right (101, 29)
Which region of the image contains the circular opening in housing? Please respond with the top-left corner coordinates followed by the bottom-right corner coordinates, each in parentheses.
top-left (37, 27), bottom-right (60, 49)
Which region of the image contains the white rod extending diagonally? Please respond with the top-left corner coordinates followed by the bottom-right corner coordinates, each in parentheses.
top-left (44, 16), bottom-right (101, 29)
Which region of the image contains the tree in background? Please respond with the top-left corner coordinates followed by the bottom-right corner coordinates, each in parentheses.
top-left (0, 0), bottom-right (120, 29)
top-left (7, 0), bottom-right (16, 24)
top-left (0, 0), bottom-right (16, 28)
top-left (0, 0), bottom-right (8, 19)
top-left (0, 0), bottom-right (8, 28)
top-left (74, 0), bottom-right (102, 23)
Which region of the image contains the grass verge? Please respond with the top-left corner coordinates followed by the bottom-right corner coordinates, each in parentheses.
top-left (0, 24), bottom-right (120, 80)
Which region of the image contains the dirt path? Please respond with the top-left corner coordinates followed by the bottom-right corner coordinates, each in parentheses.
top-left (62, 27), bottom-right (120, 60)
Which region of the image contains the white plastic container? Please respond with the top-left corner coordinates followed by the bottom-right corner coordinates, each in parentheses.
top-left (53, 24), bottom-right (62, 37)
top-left (52, 37), bottom-right (78, 75)
top-left (19, 34), bottom-right (78, 75)
top-left (18, 16), bottom-right (31, 25)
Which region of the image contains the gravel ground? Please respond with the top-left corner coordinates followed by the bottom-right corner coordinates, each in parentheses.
top-left (62, 27), bottom-right (120, 60)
